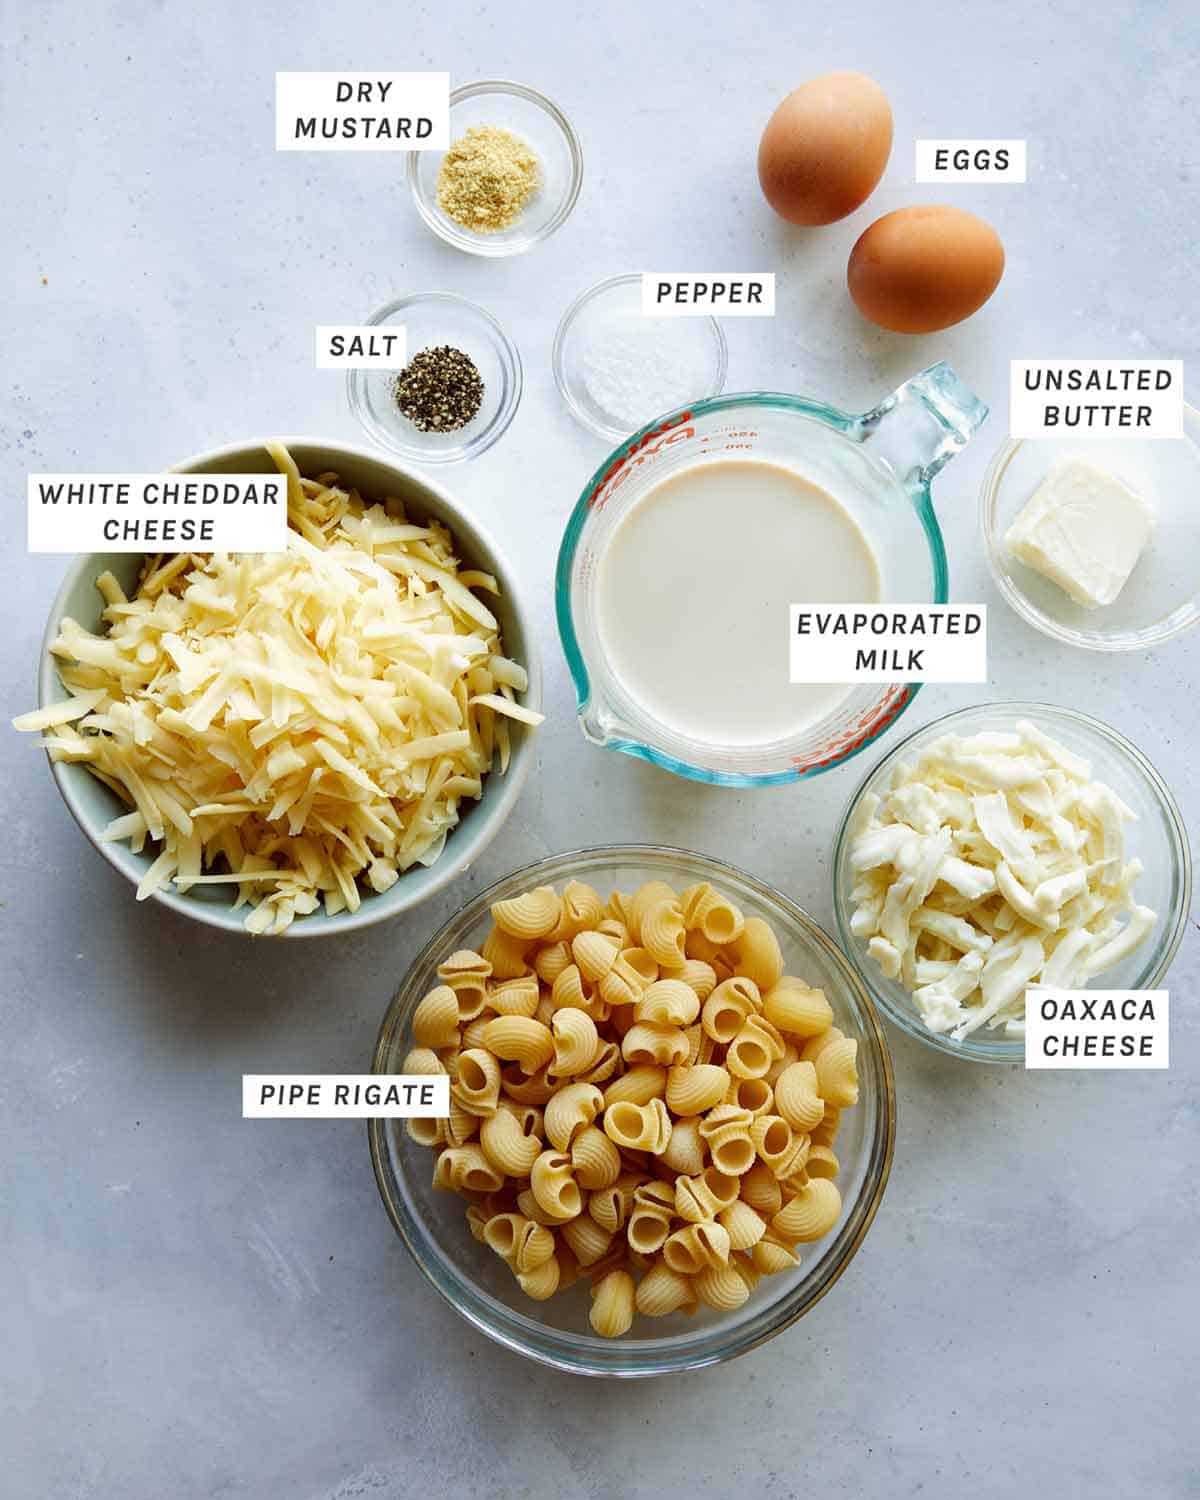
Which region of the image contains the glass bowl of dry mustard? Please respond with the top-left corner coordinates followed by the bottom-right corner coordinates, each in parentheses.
top-left (408, 80), bottom-right (583, 257)
top-left (348, 292), bottom-right (523, 463)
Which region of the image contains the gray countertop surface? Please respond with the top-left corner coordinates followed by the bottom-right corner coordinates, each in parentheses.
top-left (4, 2), bottom-right (1197, 1496)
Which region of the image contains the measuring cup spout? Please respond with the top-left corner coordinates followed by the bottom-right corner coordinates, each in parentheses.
top-left (853, 362), bottom-right (988, 491)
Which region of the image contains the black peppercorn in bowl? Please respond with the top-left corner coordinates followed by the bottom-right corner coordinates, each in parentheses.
top-left (348, 292), bottom-right (523, 464)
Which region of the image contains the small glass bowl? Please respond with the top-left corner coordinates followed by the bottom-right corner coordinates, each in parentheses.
top-left (370, 845), bottom-right (895, 1376)
top-left (980, 404), bottom-right (1200, 651)
top-left (832, 703), bottom-right (1192, 1065)
top-left (347, 293), bottom-right (522, 464)
top-left (553, 274), bottom-right (728, 440)
top-left (408, 80), bottom-right (582, 257)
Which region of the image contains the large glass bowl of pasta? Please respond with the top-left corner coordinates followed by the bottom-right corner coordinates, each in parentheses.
top-left (370, 845), bottom-right (895, 1377)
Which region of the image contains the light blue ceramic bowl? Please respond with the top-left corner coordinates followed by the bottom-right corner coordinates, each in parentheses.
top-left (35, 438), bottom-right (541, 938)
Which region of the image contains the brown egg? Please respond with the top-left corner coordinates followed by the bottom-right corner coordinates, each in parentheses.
top-left (848, 205), bottom-right (1005, 333)
top-left (757, 72), bottom-right (893, 226)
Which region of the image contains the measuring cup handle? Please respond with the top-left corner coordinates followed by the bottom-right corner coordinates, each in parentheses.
top-left (854, 362), bottom-right (989, 491)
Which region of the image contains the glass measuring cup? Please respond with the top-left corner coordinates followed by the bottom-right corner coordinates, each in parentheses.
top-left (555, 362), bottom-right (987, 786)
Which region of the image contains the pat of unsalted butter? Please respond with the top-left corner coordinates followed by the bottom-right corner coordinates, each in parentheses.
top-left (1004, 459), bottom-right (1153, 610)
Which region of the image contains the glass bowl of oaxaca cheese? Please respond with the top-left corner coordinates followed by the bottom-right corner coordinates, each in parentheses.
top-left (832, 703), bottom-right (1190, 1063)
top-left (19, 439), bottom-right (542, 938)
top-left (370, 846), bottom-right (895, 1376)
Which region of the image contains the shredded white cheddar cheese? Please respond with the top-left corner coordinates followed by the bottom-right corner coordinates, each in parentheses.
top-left (15, 443), bottom-right (542, 933)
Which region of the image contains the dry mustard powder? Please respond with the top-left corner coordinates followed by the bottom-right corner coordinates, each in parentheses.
top-left (436, 125), bottom-right (541, 233)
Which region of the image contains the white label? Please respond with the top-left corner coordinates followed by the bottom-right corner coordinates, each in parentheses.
top-left (915, 139), bottom-right (1027, 182)
top-left (315, 324), bottom-right (407, 370)
top-left (1010, 359), bottom-right (1184, 439)
top-left (1025, 990), bottom-right (1168, 1069)
top-left (27, 474), bottom-right (288, 554)
top-left (789, 604), bottom-right (987, 684)
top-left (641, 273), bottom-right (776, 316)
top-left (242, 1074), bottom-right (450, 1118)
top-left (275, 71), bottom-right (449, 151)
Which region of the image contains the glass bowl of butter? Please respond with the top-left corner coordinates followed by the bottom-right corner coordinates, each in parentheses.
top-left (832, 702), bottom-right (1191, 1064)
top-left (980, 406), bottom-right (1200, 651)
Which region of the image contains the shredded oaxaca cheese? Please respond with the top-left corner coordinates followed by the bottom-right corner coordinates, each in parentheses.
top-left (15, 443), bottom-right (542, 933)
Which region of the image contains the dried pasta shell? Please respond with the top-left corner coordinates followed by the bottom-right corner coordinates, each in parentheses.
top-left (661, 958), bottom-right (718, 1000)
top-left (500, 1064), bottom-right (557, 1106)
top-left (406, 1116), bottom-right (444, 1148)
top-left (763, 980), bottom-right (834, 1039)
top-left (480, 924), bottom-right (531, 981)
top-left (412, 985), bottom-right (460, 1050)
top-left (451, 1048), bottom-right (501, 1116)
top-left (561, 1213), bottom-right (615, 1268)
top-left (726, 1014), bottom-right (786, 1079)
top-left (800, 1025), bottom-right (845, 1064)
top-left (628, 881), bottom-right (677, 941)
top-left (774, 1133), bottom-right (811, 1186)
top-left (718, 1199), bottom-right (767, 1251)
top-left (726, 1076), bottom-right (773, 1115)
top-left (662, 1220), bottom-right (731, 1275)
top-left (488, 975), bottom-right (540, 1018)
top-left (751, 1233), bottom-right (800, 1274)
top-left (749, 1114), bottom-right (795, 1173)
top-left (657, 1115), bottom-right (705, 1178)
top-left (551, 1007), bottom-right (600, 1076)
top-left (516, 1187), bottom-right (561, 1226)
top-left (465, 1201), bottom-right (492, 1243)
top-left (621, 1021), bottom-right (690, 1067)
top-left (438, 948), bottom-right (492, 985)
top-left (529, 1150), bottom-right (583, 1221)
top-left (480, 1015), bottom-right (555, 1075)
top-left (603, 1097), bottom-right (673, 1154)
top-left (640, 898), bottom-right (688, 967)
top-left (589, 1269), bottom-right (635, 1338)
top-left (598, 948), bottom-right (657, 1008)
top-left (491, 885), bottom-right (562, 941)
top-left (517, 1254), bottom-right (561, 1301)
top-left (666, 1062), bottom-right (730, 1116)
top-left (815, 1035), bottom-right (859, 1108)
top-left (735, 916), bottom-right (784, 990)
top-left (739, 1162), bottom-right (784, 1217)
top-left (434, 1143), bottom-right (504, 1195)
top-left (597, 916), bottom-right (631, 949)
top-left (805, 1144), bottom-right (840, 1179)
top-left (553, 879), bottom-right (605, 938)
top-left (680, 882), bottom-right (746, 945)
top-left (587, 1172), bottom-right (642, 1234)
top-left (603, 1064), bottom-right (666, 1108)
top-left (576, 1039), bottom-right (622, 1087)
top-left (573, 929), bottom-right (620, 983)
top-left (635, 1260), bottom-right (694, 1317)
top-left (773, 1060), bottom-right (825, 1133)
top-left (461, 1016), bottom-right (491, 1051)
top-left (534, 939), bottom-right (573, 986)
top-left (446, 1097), bottom-right (478, 1146)
top-left (479, 1106), bottom-right (542, 1177)
top-left (771, 1176), bottom-right (842, 1242)
top-left (543, 1081), bottom-right (604, 1152)
top-left (626, 1180), bottom-right (676, 1254)
top-left (698, 1103), bottom-right (756, 1176)
top-left (570, 1124), bottom-right (622, 1190)
top-left (674, 1166), bottom-right (739, 1223)
top-left (702, 977), bottom-right (761, 1043)
top-left (693, 1263), bottom-right (751, 1312)
top-left (810, 1105), bottom-right (841, 1148)
top-left (534, 994), bottom-right (556, 1029)
top-left (401, 1047), bottom-right (445, 1076)
top-left (635, 978), bottom-right (700, 1027)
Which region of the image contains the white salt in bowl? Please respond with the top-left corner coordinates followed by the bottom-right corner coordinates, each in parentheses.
top-left (553, 273), bottom-right (727, 440)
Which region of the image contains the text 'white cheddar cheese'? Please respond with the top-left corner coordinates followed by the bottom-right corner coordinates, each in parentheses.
top-left (13, 443), bottom-right (542, 933)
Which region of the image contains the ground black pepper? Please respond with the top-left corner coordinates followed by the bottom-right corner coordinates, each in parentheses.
top-left (392, 346), bottom-right (485, 433)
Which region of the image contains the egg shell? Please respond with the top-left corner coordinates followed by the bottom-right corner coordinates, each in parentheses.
top-left (757, 72), bottom-right (893, 227)
top-left (848, 205), bottom-right (1005, 333)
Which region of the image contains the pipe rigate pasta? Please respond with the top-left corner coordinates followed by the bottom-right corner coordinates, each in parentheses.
top-left (402, 875), bottom-right (859, 1336)
top-left (773, 1061), bottom-right (825, 1133)
top-left (763, 980), bottom-right (834, 1038)
top-left (772, 1177), bottom-right (842, 1243)
top-left (718, 1199), bottom-right (767, 1251)
top-left (411, 985), bottom-right (460, 1049)
top-left (479, 1106), bottom-right (542, 1177)
top-left (543, 1082), bottom-right (604, 1152)
top-left (550, 1007), bottom-right (600, 1076)
top-left (814, 1036), bottom-right (860, 1108)
top-left (639, 898), bottom-right (688, 967)
top-left (570, 1124), bottom-right (622, 1190)
top-left (626, 1180), bottom-right (677, 1254)
top-left (635, 977), bottom-right (700, 1027)
top-left (666, 1062), bottom-right (730, 1116)
top-left (530, 1150), bottom-right (583, 1221)
top-left (589, 1269), bottom-right (636, 1338)
top-left (603, 1097), bottom-right (672, 1154)
top-left (451, 1048), bottom-right (501, 1116)
top-left (480, 1015), bottom-right (555, 1075)
top-left (491, 885), bottom-right (562, 941)
top-left (734, 917), bottom-right (785, 990)
top-left (693, 1263), bottom-right (751, 1312)
top-left (680, 881), bottom-right (746, 945)
top-left (621, 1022), bottom-right (690, 1067)
top-left (662, 1220), bottom-right (731, 1275)
top-left (635, 1260), bottom-right (695, 1317)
